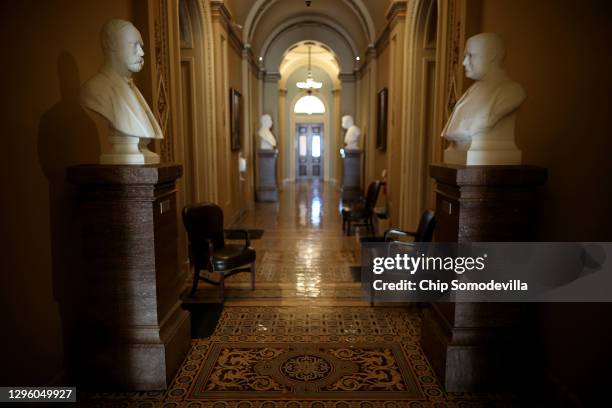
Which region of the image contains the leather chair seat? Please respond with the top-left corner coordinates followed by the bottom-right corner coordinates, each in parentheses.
top-left (212, 245), bottom-right (256, 271)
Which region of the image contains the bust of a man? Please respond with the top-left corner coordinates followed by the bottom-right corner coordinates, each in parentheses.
top-left (442, 33), bottom-right (526, 165)
top-left (258, 114), bottom-right (277, 150)
top-left (80, 19), bottom-right (163, 165)
top-left (342, 115), bottom-right (361, 150)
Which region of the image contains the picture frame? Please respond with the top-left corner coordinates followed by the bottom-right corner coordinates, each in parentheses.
top-left (230, 88), bottom-right (242, 151)
top-left (376, 87), bottom-right (388, 151)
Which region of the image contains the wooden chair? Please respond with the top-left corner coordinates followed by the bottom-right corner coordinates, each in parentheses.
top-left (182, 203), bottom-right (256, 301)
top-left (342, 180), bottom-right (383, 236)
top-left (383, 209), bottom-right (436, 243)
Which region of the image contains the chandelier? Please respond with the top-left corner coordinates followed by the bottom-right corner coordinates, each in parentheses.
top-left (296, 45), bottom-right (322, 90)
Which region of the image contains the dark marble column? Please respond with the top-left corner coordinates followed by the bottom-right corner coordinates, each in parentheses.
top-left (341, 149), bottom-right (362, 201)
top-left (67, 164), bottom-right (191, 390)
top-left (422, 164), bottom-right (547, 392)
top-left (257, 149), bottom-right (279, 202)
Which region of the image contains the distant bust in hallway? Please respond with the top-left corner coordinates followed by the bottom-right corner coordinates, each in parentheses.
top-left (80, 19), bottom-right (163, 165)
top-left (442, 33), bottom-right (526, 165)
top-left (342, 115), bottom-right (361, 150)
top-left (259, 114), bottom-right (277, 150)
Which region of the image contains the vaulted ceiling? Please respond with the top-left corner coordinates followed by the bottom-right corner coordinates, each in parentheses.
top-left (223, 0), bottom-right (393, 58)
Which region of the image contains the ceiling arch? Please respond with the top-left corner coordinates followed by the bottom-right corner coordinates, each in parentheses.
top-left (262, 21), bottom-right (356, 74)
top-left (279, 42), bottom-right (341, 88)
top-left (242, 0), bottom-right (374, 54)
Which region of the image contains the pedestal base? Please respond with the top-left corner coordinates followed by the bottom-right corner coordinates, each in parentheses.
top-left (257, 149), bottom-right (278, 202)
top-left (341, 149), bottom-right (362, 201)
top-left (67, 164), bottom-right (190, 390)
top-left (423, 164), bottom-right (547, 392)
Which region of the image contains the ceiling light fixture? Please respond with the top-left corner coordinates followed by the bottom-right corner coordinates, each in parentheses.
top-left (296, 45), bottom-right (322, 90)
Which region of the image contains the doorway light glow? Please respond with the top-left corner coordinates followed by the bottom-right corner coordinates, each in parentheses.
top-left (294, 94), bottom-right (325, 115)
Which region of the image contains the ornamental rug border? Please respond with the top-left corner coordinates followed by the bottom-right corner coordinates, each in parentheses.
top-left (188, 342), bottom-right (425, 401)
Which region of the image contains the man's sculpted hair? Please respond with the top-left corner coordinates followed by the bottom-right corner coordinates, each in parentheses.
top-left (470, 32), bottom-right (506, 64)
top-left (101, 19), bottom-right (133, 53)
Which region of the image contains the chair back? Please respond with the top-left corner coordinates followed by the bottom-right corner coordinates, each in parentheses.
top-left (364, 180), bottom-right (382, 211)
top-left (182, 203), bottom-right (225, 266)
top-left (414, 209), bottom-right (436, 242)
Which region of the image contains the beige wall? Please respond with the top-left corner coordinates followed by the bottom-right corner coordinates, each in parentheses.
top-left (210, 5), bottom-right (253, 224)
top-left (359, 12), bottom-right (406, 226)
top-left (0, 0), bottom-right (148, 385)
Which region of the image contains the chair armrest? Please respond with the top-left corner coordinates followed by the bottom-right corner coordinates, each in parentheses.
top-left (225, 229), bottom-right (251, 248)
top-left (383, 229), bottom-right (417, 241)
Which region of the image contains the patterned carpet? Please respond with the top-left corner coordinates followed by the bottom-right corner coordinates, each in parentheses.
top-left (82, 306), bottom-right (517, 407)
top-left (79, 182), bottom-right (518, 407)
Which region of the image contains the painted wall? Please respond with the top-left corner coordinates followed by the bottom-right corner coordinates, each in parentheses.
top-left (211, 12), bottom-right (251, 224)
top-left (359, 14), bottom-right (406, 226)
top-left (0, 0), bottom-right (148, 385)
top-left (476, 0), bottom-right (612, 404)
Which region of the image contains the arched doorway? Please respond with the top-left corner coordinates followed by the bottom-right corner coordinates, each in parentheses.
top-left (399, 0), bottom-right (440, 229)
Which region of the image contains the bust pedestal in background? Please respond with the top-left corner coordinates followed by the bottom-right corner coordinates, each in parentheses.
top-left (341, 148), bottom-right (362, 201)
top-left (422, 164), bottom-right (547, 392)
top-left (67, 164), bottom-right (191, 390)
top-left (257, 149), bottom-right (279, 202)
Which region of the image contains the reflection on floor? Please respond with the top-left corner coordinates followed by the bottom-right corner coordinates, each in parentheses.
top-left (83, 181), bottom-right (517, 407)
top-left (188, 180), bottom-right (365, 305)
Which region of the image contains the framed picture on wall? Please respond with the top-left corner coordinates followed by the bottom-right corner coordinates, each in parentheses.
top-left (230, 88), bottom-right (242, 151)
top-left (376, 87), bottom-right (388, 151)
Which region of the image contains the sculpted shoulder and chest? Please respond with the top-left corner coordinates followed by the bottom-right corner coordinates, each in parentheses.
top-left (442, 33), bottom-right (526, 165)
top-left (342, 115), bottom-right (362, 150)
top-left (80, 19), bottom-right (163, 165)
top-left (258, 114), bottom-right (277, 150)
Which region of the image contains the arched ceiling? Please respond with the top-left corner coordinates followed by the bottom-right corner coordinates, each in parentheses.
top-left (279, 42), bottom-right (340, 88)
top-left (223, 0), bottom-right (394, 58)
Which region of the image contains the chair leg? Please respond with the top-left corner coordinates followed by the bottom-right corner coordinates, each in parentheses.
top-left (219, 274), bottom-right (225, 303)
top-left (251, 262), bottom-right (256, 290)
top-left (346, 220), bottom-right (351, 236)
top-left (190, 267), bottom-right (199, 297)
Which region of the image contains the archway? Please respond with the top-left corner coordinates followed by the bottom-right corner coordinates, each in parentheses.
top-left (399, 0), bottom-right (440, 229)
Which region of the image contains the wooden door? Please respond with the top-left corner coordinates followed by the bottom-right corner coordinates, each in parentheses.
top-left (296, 124), bottom-right (323, 180)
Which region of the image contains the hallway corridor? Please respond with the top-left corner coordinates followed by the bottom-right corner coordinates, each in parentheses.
top-left (85, 182), bottom-right (516, 407)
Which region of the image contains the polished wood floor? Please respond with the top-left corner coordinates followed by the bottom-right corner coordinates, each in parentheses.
top-left (188, 180), bottom-right (367, 305)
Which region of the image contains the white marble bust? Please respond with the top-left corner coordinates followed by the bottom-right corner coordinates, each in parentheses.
top-left (342, 115), bottom-right (361, 150)
top-left (258, 114), bottom-right (277, 150)
top-left (80, 19), bottom-right (163, 165)
top-left (442, 33), bottom-right (526, 165)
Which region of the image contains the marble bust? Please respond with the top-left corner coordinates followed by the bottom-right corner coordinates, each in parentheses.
top-left (342, 115), bottom-right (361, 150)
top-left (442, 33), bottom-right (526, 165)
top-left (80, 19), bottom-right (163, 165)
top-left (258, 114), bottom-right (277, 150)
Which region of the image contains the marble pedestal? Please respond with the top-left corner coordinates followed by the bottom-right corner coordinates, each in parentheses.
top-left (67, 164), bottom-right (191, 390)
top-left (423, 164), bottom-right (547, 392)
top-left (257, 149), bottom-right (278, 202)
top-left (341, 149), bottom-right (362, 201)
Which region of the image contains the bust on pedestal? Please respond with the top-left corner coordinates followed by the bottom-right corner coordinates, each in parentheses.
top-left (340, 115), bottom-right (362, 201)
top-left (442, 33), bottom-right (526, 166)
top-left (423, 33), bottom-right (545, 393)
top-left (256, 114), bottom-right (279, 202)
top-left (80, 19), bottom-right (163, 165)
top-left (68, 20), bottom-right (190, 391)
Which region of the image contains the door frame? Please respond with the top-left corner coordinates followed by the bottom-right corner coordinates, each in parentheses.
top-left (295, 123), bottom-right (324, 180)
top-left (289, 95), bottom-right (332, 183)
